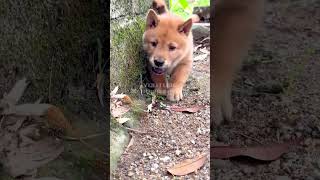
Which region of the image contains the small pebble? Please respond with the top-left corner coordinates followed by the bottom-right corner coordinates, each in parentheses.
top-left (175, 149), bottom-right (182, 156)
top-left (160, 156), bottom-right (171, 162)
top-left (128, 171), bottom-right (134, 177)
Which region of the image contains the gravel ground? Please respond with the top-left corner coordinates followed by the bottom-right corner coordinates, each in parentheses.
top-left (212, 0), bottom-right (320, 179)
top-left (112, 37), bottom-right (211, 179)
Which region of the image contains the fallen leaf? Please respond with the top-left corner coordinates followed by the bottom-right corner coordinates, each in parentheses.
top-left (194, 44), bottom-right (202, 52)
top-left (2, 103), bottom-right (52, 116)
top-left (1, 137), bottom-right (64, 177)
top-left (116, 117), bottom-right (131, 124)
top-left (112, 93), bottom-right (126, 99)
top-left (110, 86), bottom-right (119, 96)
top-left (122, 95), bottom-right (133, 105)
top-left (112, 94), bottom-right (133, 105)
top-left (124, 135), bottom-right (134, 153)
top-left (170, 105), bottom-right (203, 113)
top-left (111, 105), bottom-right (130, 118)
top-left (0, 77), bottom-right (29, 108)
top-left (46, 106), bottom-right (73, 134)
top-left (199, 47), bottom-right (209, 54)
top-left (96, 73), bottom-right (105, 107)
top-left (146, 103), bottom-right (153, 113)
top-left (194, 53), bottom-right (208, 61)
top-left (167, 153), bottom-right (208, 176)
top-left (200, 37), bottom-right (210, 43)
top-left (211, 141), bottom-right (300, 161)
top-left (6, 116), bottom-right (27, 132)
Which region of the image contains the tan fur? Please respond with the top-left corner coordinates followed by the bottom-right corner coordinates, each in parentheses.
top-left (143, 7), bottom-right (194, 101)
top-left (212, 0), bottom-right (265, 125)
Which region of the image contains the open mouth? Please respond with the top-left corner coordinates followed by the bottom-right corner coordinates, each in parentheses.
top-left (152, 67), bottom-right (165, 75)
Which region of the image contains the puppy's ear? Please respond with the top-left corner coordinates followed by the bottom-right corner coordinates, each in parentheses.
top-left (146, 9), bottom-right (159, 29)
top-left (152, 0), bottom-right (168, 14)
top-left (178, 18), bottom-right (193, 36)
top-left (191, 14), bottom-right (200, 23)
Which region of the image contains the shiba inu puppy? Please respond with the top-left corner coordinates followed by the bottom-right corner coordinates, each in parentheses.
top-left (143, 1), bottom-right (196, 101)
top-left (212, 0), bottom-right (264, 125)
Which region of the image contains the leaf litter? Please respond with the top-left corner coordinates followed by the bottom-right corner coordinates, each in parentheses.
top-left (211, 140), bottom-right (301, 161)
top-left (167, 153), bottom-right (208, 176)
top-left (0, 78), bottom-right (68, 178)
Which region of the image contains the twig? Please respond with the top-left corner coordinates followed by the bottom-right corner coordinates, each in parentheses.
top-left (48, 58), bottom-right (53, 103)
top-left (60, 132), bottom-right (108, 156)
top-left (200, 37), bottom-right (210, 43)
top-left (61, 132), bottom-right (107, 141)
top-left (123, 126), bottom-right (148, 134)
top-left (0, 115), bottom-right (5, 129)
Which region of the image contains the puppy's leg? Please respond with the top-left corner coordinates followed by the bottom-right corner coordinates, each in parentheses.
top-left (167, 63), bottom-right (192, 101)
top-left (212, 0), bottom-right (264, 125)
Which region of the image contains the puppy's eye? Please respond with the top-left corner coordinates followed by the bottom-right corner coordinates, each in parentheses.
top-left (169, 45), bottom-right (176, 51)
top-left (151, 41), bottom-right (157, 47)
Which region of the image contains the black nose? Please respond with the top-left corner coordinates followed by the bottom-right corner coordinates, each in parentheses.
top-left (154, 59), bottom-right (164, 67)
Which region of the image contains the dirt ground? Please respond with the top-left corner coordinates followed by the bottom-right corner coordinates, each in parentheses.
top-left (112, 30), bottom-right (211, 179)
top-left (212, 0), bottom-right (320, 179)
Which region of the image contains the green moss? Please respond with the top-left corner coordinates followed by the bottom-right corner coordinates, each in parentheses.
top-left (110, 17), bottom-right (147, 96)
top-left (110, 125), bottom-right (129, 171)
top-left (0, 0), bottom-right (105, 106)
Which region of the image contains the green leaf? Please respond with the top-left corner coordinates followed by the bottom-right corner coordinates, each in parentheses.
top-left (178, 0), bottom-right (189, 9)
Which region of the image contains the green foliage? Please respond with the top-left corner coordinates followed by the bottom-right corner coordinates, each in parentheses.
top-left (169, 0), bottom-right (210, 20)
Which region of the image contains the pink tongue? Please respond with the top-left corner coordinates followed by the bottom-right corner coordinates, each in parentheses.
top-left (153, 68), bottom-right (164, 74)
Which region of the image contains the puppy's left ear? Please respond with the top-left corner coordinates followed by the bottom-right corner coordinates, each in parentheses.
top-left (178, 18), bottom-right (193, 36)
top-left (146, 9), bottom-right (159, 29)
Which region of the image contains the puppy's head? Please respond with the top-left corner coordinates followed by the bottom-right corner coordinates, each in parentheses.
top-left (143, 9), bottom-right (193, 75)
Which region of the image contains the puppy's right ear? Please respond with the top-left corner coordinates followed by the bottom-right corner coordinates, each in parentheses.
top-left (146, 9), bottom-right (159, 29)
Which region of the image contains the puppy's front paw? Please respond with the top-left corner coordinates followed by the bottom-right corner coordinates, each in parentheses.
top-left (167, 87), bottom-right (183, 101)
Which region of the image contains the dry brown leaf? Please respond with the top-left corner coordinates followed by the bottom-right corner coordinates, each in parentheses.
top-left (122, 95), bottom-right (133, 105)
top-left (116, 117), bottom-right (131, 124)
top-left (194, 53), bottom-right (208, 61)
top-left (2, 103), bottom-right (52, 116)
top-left (111, 105), bottom-right (130, 118)
top-left (124, 135), bottom-right (135, 153)
top-left (46, 106), bottom-right (73, 134)
top-left (211, 140), bottom-right (300, 161)
top-left (6, 116), bottom-right (27, 132)
top-left (170, 105), bottom-right (203, 113)
top-left (167, 153), bottom-right (208, 176)
top-left (0, 77), bottom-right (29, 108)
top-left (112, 94), bottom-right (133, 104)
top-left (1, 137), bottom-right (64, 177)
top-left (110, 86), bottom-right (119, 96)
top-left (199, 47), bottom-right (209, 54)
